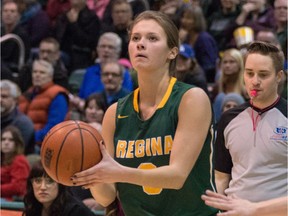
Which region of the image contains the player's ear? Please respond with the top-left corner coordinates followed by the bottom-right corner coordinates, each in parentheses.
top-left (168, 47), bottom-right (178, 60)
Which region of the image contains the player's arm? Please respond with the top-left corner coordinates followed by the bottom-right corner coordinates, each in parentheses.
top-left (215, 170), bottom-right (231, 195)
top-left (73, 88), bottom-right (212, 189)
top-left (89, 103), bottom-right (118, 207)
top-left (119, 87), bottom-right (212, 189)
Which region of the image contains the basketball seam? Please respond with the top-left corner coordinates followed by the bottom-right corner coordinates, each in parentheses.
top-left (55, 121), bottom-right (80, 181)
top-left (75, 121), bottom-right (84, 171)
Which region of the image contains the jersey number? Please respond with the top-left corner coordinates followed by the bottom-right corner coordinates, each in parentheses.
top-left (138, 163), bottom-right (163, 195)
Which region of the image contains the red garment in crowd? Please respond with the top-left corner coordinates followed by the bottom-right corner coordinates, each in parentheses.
top-left (1, 155), bottom-right (30, 200)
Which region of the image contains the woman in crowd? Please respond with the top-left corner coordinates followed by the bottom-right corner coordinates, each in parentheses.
top-left (1, 126), bottom-right (30, 201)
top-left (22, 162), bottom-right (95, 216)
top-left (212, 48), bottom-right (247, 122)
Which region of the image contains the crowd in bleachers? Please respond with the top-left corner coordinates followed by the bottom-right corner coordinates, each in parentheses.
top-left (1, 0), bottom-right (287, 215)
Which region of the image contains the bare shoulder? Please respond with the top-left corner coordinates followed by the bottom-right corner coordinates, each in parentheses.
top-left (182, 87), bottom-right (211, 107)
top-left (178, 87), bottom-right (212, 121)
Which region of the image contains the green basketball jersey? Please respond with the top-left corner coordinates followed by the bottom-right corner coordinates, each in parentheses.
top-left (114, 78), bottom-right (217, 216)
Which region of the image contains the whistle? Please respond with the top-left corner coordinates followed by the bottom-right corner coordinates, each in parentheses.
top-left (250, 90), bottom-right (257, 97)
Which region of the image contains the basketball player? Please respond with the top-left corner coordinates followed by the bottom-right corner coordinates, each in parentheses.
top-left (71, 11), bottom-right (218, 215)
top-left (202, 41), bottom-right (287, 215)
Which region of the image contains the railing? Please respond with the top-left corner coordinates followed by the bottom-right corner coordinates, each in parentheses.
top-left (0, 33), bottom-right (25, 73)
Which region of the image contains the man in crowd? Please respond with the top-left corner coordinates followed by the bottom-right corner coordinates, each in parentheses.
top-left (1, 80), bottom-right (35, 154)
top-left (18, 60), bottom-right (69, 148)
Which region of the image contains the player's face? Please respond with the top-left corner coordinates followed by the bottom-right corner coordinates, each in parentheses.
top-left (244, 53), bottom-right (282, 107)
top-left (85, 99), bottom-right (104, 123)
top-left (129, 19), bottom-right (172, 73)
top-left (32, 176), bottom-right (58, 207)
top-left (1, 131), bottom-right (16, 154)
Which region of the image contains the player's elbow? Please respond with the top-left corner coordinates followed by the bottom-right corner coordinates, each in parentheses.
top-left (171, 173), bottom-right (188, 189)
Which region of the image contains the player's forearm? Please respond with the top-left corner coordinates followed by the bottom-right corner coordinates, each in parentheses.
top-left (118, 164), bottom-right (188, 190)
top-left (254, 196), bottom-right (287, 216)
top-left (90, 183), bottom-right (116, 207)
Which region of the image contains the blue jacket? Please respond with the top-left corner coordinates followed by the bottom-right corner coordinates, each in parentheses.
top-left (78, 63), bottom-right (133, 99)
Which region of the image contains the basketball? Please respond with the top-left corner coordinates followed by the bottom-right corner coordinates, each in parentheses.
top-left (40, 120), bottom-right (103, 186)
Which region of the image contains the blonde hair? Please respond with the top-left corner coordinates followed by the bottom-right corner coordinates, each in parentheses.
top-left (219, 48), bottom-right (245, 94)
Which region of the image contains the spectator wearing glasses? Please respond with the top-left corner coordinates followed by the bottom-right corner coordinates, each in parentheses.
top-left (70, 32), bottom-right (133, 111)
top-left (98, 60), bottom-right (130, 108)
top-left (22, 161), bottom-right (95, 216)
top-left (19, 37), bottom-right (70, 92)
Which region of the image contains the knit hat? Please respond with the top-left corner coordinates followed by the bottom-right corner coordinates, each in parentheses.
top-left (179, 43), bottom-right (195, 59)
top-left (221, 93), bottom-right (245, 110)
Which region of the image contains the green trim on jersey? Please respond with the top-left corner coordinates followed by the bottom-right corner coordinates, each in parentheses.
top-left (114, 78), bottom-right (217, 216)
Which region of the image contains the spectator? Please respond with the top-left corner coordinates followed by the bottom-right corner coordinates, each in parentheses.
top-left (86, 0), bottom-right (109, 20)
top-left (22, 162), bottom-right (95, 216)
top-left (53, 0), bottom-right (102, 71)
top-left (102, 0), bottom-right (149, 25)
top-left (235, 0), bottom-right (276, 36)
top-left (82, 93), bottom-right (106, 133)
top-left (179, 5), bottom-right (219, 83)
top-left (274, 0), bottom-right (287, 68)
top-left (1, 126), bottom-right (30, 201)
top-left (18, 59), bottom-right (69, 147)
top-left (19, 0), bottom-right (50, 48)
top-left (1, 0), bottom-right (31, 76)
top-left (210, 41), bottom-right (287, 214)
top-left (19, 37), bottom-right (70, 92)
top-left (174, 43), bottom-right (209, 96)
top-left (99, 61), bottom-right (131, 107)
top-left (207, 0), bottom-right (241, 52)
top-left (70, 32), bottom-right (133, 110)
top-left (221, 92), bottom-right (245, 114)
top-left (0, 80), bottom-right (35, 154)
top-left (212, 48), bottom-right (247, 122)
top-left (102, 0), bottom-right (133, 59)
top-left (45, 0), bottom-right (70, 28)
top-left (256, 29), bottom-right (281, 49)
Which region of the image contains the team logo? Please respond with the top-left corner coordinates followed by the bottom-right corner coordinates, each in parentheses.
top-left (44, 148), bottom-right (54, 169)
top-left (271, 126), bottom-right (287, 141)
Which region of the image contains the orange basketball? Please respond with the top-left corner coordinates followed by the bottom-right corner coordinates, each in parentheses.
top-left (40, 120), bottom-right (103, 186)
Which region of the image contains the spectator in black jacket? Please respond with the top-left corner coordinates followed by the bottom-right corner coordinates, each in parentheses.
top-left (53, 0), bottom-right (102, 71)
